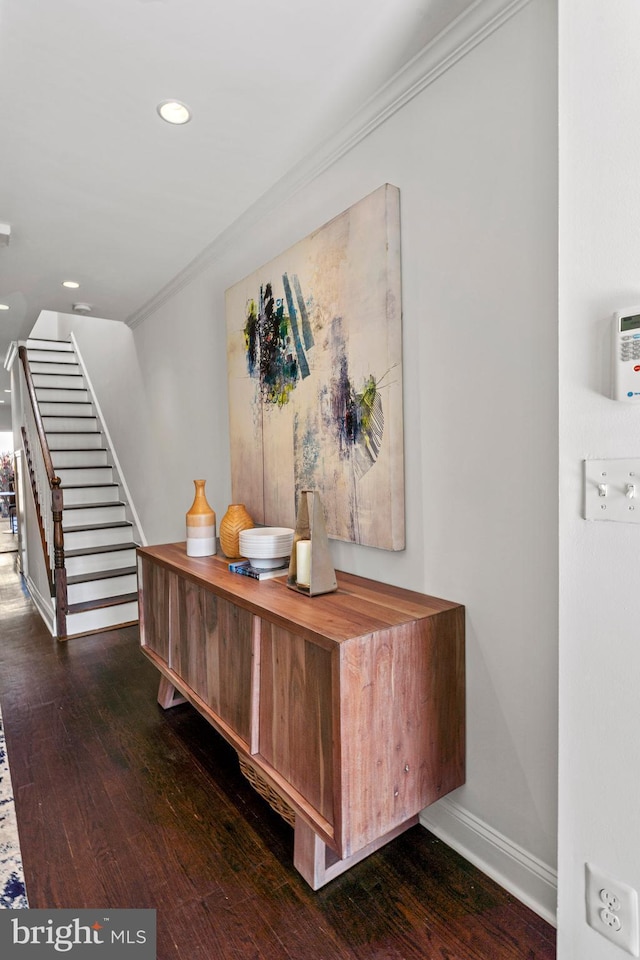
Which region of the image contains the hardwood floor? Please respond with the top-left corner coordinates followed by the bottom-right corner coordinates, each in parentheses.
top-left (0, 551), bottom-right (556, 959)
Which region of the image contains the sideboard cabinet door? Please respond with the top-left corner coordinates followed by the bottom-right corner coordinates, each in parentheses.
top-left (170, 577), bottom-right (254, 745)
top-left (257, 620), bottom-right (335, 838)
top-left (140, 557), bottom-right (254, 746)
top-left (139, 556), bottom-right (171, 664)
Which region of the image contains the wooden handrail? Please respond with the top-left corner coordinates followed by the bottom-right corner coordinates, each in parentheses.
top-left (18, 345), bottom-right (59, 486)
top-left (21, 425), bottom-right (52, 585)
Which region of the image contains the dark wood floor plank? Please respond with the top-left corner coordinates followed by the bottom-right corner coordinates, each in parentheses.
top-left (379, 831), bottom-right (557, 959)
top-left (0, 551), bottom-right (556, 959)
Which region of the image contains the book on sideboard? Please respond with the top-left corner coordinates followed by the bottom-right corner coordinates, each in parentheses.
top-left (227, 559), bottom-right (289, 581)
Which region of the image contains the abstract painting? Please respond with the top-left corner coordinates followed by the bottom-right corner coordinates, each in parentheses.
top-left (226, 183), bottom-right (404, 550)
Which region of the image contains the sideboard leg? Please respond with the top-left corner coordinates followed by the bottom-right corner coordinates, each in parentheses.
top-left (157, 677), bottom-right (187, 709)
top-left (293, 815), bottom-right (419, 890)
top-left (293, 818), bottom-right (328, 889)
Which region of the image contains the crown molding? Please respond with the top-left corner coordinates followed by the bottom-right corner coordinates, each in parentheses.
top-left (127, 0), bottom-right (533, 330)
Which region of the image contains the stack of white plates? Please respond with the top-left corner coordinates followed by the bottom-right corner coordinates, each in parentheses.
top-left (238, 527), bottom-right (295, 569)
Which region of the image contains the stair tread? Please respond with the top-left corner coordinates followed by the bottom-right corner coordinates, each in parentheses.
top-left (58, 467), bottom-right (112, 474)
top-left (65, 541), bottom-right (139, 558)
top-left (63, 520), bottom-right (132, 533)
top-left (67, 566), bottom-right (138, 586)
top-left (64, 501), bottom-right (124, 511)
top-left (28, 357), bottom-right (78, 363)
top-left (67, 592), bottom-right (139, 615)
top-left (61, 483), bottom-right (118, 490)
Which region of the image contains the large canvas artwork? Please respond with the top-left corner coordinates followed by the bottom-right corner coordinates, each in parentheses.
top-left (226, 183), bottom-right (404, 550)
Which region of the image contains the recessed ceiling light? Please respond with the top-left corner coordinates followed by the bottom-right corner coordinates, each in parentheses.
top-left (157, 100), bottom-right (191, 125)
top-left (0, 304), bottom-right (8, 310)
top-left (62, 280), bottom-right (80, 289)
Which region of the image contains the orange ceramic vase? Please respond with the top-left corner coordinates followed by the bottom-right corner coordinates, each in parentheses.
top-left (219, 503), bottom-right (254, 559)
top-left (186, 480), bottom-right (216, 557)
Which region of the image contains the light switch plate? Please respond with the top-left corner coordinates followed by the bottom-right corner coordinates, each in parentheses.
top-left (584, 458), bottom-right (640, 523)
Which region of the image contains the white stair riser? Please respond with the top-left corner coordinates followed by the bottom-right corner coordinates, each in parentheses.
top-left (27, 339), bottom-right (74, 352)
top-left (43, 416), bottom-right (100, 433)
top-left (63, 485), bottom-right (119, 506)
top-left (27, 350), bottom-right (77, 364)
top-left (32, 374), bottom-right (85, 389)
top-left (30, 362), bottom-right (81, 375)
top-left (45, 432), bottom-right (104, 450)
top-left (64, 504), bottom-right (125, 526)
top-left (64, 526), bottom-right (134, 550)
top-left (65, 548), bottom-right (138, 578)
top-left (67, 573), bottom-right (138, 606)
top-left (38, 401), bottom-right (93, 417)
top-left (52, 449), bottom-right (108, 468)
top-left (36, 388), bottom-right (90, 404)
top-left (65, 600), bottom-right (139, 637)
top-left (56, 466), bottom-right (113, 485)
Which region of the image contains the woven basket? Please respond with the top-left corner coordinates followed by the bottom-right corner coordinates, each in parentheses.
top-left (239, 757), bottom-right (296, 828)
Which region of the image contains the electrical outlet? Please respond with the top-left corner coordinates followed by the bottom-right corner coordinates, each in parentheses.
top-left (586, 863), bottom-right (640, 956)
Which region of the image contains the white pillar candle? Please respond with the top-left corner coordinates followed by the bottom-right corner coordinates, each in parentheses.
top-left (296, 539), bottom-right (311, 587)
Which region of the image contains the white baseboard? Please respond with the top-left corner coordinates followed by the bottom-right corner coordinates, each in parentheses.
top-left (25, 575), bottom-right (55, 637)
top-left (420, 797), bottom-right (557, 926)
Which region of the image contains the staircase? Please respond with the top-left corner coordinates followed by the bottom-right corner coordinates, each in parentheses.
top-left (26, 337), bottom-right (139, 637)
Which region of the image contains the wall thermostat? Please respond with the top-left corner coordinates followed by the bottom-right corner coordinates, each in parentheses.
top-left (612, 307), bottom-right (640, 400)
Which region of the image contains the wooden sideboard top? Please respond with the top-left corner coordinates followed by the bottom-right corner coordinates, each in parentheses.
top-left (138, 542), bottom-right (463, 645)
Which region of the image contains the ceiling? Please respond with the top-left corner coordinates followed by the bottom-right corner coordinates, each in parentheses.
top-left (0, 0), bottom-right (477, 422)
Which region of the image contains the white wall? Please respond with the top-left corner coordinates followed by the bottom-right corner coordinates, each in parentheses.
top-left (27, 0), bottom-right (557, 920)
top-left (558, 1), bottom-right (640, 957)
top-left (111, 0), bottom-right (558, 920)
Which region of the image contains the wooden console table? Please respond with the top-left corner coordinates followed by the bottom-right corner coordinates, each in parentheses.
top-left (137, 543), bottom-right (465, 889)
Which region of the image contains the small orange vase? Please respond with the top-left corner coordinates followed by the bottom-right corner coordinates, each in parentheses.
top-left (186, 480), bottom-right (216, 557)
top-left (219, 504), bottom-right (254, 559)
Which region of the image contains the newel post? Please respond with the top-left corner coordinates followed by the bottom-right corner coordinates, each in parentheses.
top-left (52, 478), bottom-right (67, 639)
